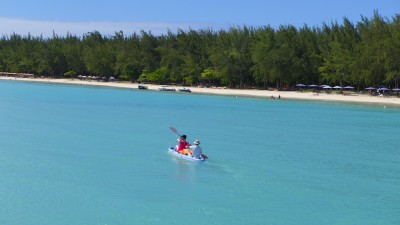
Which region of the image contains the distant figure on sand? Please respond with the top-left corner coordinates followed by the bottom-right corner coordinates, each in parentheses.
top-left (271, 95), bottom-right (280, 100)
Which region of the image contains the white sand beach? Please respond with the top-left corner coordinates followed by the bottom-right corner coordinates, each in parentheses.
top-left (1, 76), bottom-right (400, 106)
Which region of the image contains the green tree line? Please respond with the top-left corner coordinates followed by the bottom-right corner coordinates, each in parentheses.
top-left (0, 12), bottom-right (399, 89)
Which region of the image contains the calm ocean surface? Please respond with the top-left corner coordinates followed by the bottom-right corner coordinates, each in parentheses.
top-left (0, 80), bottom-right (399, 225)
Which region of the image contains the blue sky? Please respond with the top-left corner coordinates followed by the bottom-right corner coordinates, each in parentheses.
top-left (1, 0), bottom-right (398, 37)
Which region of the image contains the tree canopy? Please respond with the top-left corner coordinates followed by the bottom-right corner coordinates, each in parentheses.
top-left (0, 12), bottom-right (399, 89)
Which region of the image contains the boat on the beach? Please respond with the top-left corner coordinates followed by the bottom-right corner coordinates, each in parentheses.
top-left (178, 88), bottom-right (191, 93)
top-left (158, 86), bottom-right (176, 91)
top-left (168, 147), bottom-right (206, 162)
top-left (138, 85), bottom-right (148, 90)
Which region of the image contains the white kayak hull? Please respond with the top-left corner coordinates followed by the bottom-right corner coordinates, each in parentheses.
top-left (168, 147), bottom-right (205, 162)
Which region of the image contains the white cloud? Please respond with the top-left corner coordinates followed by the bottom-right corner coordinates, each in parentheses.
top-left (0, 17), bottom-right (217, 37)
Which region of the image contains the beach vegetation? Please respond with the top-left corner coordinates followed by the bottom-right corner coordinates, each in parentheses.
top-left (0, 11), bottom-right (399, 89)
top-left (200, 68), bottom-right (220, 86)
top-left (64, 71), bottom-right (76, 78)
top-left (146, 66), bottom-right (168, 84)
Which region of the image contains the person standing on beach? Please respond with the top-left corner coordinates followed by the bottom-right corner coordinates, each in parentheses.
top-left (176, 135), bottom-right (189, 153)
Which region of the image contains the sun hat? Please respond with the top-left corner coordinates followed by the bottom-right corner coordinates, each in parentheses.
top-left (193, 140), bottom-right (200, 145)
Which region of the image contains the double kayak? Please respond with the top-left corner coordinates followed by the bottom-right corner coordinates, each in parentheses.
top-left (168, 147), bottom-right (206, 162)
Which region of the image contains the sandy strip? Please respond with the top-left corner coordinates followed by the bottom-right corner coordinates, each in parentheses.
top-left (1, 77), bottom-right (400, 106)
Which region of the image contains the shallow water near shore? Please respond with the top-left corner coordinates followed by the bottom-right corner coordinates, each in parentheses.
top-left (0, 80), bottom-right (399, 225)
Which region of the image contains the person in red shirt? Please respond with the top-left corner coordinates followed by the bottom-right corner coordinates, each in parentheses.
top-left (176, 135), bottom-right (189, 153)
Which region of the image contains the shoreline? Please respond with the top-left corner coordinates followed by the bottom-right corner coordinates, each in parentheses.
top-left (1, 77), bottom-right (400, 106)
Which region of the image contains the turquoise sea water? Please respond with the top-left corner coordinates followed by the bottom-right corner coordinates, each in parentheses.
top-left (0, 80), bottom-right (399, 225)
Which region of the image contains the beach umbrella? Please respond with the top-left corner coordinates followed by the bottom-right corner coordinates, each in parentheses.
top-left (365, 87), bottom-right (375, 90)
top-left (307, 84), bottom-right (318, 88)
top-left (344, 86), bottom-right (354, 89)
top-left (333, 86), bottom-right (342, 89)
top-left (296, 84), bottom-right (306, 87)
top-left (392, 88), bottom-right (400, 97)
top-left (378, 87), bottom-right (390, 94)
top-left (323, 85), bottom-right (332, 89)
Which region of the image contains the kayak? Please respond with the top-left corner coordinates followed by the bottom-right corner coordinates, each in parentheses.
top-left (168, 147), bottom-right (206, 162)
top-left (158, 86), bottom-right (176, 91)
top-left (178, 88), bottom-right (191, 93)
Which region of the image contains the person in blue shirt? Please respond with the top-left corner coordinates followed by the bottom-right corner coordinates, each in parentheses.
top-left (188, 140), bottom-right (202, 159)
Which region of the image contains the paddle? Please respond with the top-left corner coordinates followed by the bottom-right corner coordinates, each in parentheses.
top-left (169, 126), bottom-right (180, 137)
top-left (169, 126), bottom-right (208, 159)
